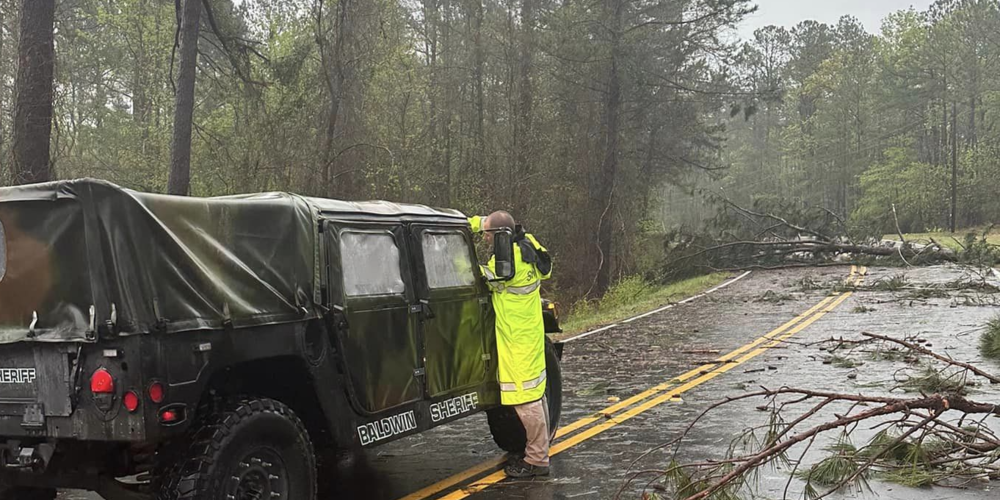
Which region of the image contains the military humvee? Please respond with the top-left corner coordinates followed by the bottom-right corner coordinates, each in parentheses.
top-left (0, 179), bottom-right (562, 500)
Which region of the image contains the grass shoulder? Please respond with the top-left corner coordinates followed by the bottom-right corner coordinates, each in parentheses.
top-left (884, 227), bottom-right (1000, 252)
top-left (557, 273), bottom-right (730, 336)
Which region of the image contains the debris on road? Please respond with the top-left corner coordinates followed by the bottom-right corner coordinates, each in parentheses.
top-left (624, 321), bottom-right (1000, 500)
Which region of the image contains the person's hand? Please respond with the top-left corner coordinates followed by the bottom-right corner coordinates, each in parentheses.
top-left (470, 215), bottom-right (486, 234)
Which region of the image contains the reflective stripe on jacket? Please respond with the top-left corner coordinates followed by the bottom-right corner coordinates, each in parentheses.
top-left (470, 216), bottom-right (552, 406)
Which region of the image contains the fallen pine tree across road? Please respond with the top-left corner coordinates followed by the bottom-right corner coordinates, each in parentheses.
top-left (659, 198), bottom-right (996, 281)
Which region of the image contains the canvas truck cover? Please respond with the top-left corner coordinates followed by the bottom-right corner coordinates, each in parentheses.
top-left (0, 179), bottom-right (319, 344)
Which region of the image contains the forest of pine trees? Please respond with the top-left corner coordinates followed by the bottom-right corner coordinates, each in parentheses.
top-left (0, 0), bottom-right (998, 299)
top-left (718, 1), bottom-right (1000, 238)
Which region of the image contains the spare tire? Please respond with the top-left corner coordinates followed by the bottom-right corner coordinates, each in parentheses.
top-left (486, 340), bottom-right (563, 454)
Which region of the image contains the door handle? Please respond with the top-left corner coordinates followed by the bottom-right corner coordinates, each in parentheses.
top-left (419, 299), bottom-right (436, 319)
top-left (330, 306), bottom-right (349, 330)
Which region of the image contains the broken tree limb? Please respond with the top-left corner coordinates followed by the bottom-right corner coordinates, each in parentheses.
top-left (861, 331), bottom-right (1000, 384)
top-left (891, 203), bottom-right (914, 267)
top-left (659, 199), bottom-right (976, 282)
top-left (807, 409), bottom-right (943, 500)
top-left (678, 391), bottom-right (997, 500)
top-left (891, 203), bottom-right (906, 246)
top-left (722, 198), bottom-right (833, 243)
top-left (620, 335), bottom-right (1000, 500)
top-left (666, 240), bottom-right (958, 271)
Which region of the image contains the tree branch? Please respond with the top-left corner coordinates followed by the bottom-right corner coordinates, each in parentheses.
top-left (861, 331), bottom-right (1000, 385)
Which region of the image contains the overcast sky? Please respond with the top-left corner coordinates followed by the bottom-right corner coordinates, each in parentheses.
top-left (737, 0), bottom-right (936, 39)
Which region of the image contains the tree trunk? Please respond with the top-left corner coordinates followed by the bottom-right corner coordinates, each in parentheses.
top-left (167, 0), bottom-right (202, 195)
top-left (424, 0), bottom-right (440, 200)
top-left (950, 101), bottom-right (958, 232)
top-left (968, 96), bottom-right (976, 147)
top-left (315, 0), bottom-right (354, 198)
top-left (12, 0), bottom-right (56, 185)
top-left (940, 92), bottom-right (947, 171)
top-left (473, 0), bottom-right (485, 164)
top-left (513, 0), bottom-right (534, 218)
top-left (593, 0), bottom-right (623, 298)
top-left (132, 0), bottom-right (150, 127)
top-left (441, 0), bottom-right (452, 207)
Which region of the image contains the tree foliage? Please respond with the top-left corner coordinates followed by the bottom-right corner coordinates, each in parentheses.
top-left (0, 0), bottom-right (755, 299)
top-left (716, 0), bottom-right (1000, 238)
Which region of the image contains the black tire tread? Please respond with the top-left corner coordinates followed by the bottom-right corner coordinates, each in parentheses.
top-left (157, 396), bottom-right (315, 500)
top-left (486, 405), bottom-right (526, 454)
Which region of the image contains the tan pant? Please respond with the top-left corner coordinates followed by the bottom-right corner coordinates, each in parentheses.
top-left (514, 396), bottom-right (550, 467)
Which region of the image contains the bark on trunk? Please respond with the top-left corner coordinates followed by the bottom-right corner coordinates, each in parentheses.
top-left (513, 0), bottom-right (535, 218)
top-left (167, 0), bottom-right (202, 195)
top-left (316, 0), bottom-right (353, 198)
top-left (968, 96), bottom-right (976, 147)
top-left (950, 102), bottom-right (958, 232)
top-left (12, 0), bottom-right (56, 185)
top-left (593, 0), bottom-right (623, 298)
top-left (132, 1), bottom-right (150, 126)
top-left (473, 0), bottom-right (485, 163)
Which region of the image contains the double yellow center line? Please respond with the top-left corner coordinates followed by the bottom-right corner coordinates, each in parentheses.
top-left (400, 267), bottom-right (867, 500)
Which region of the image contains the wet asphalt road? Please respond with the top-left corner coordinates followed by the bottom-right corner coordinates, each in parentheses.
top-left (60, 264), bottom-right (1000, 500)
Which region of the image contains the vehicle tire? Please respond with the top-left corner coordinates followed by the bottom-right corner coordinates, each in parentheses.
top-left (157, 397), bottom-right (316, 500)
top-left (0, 486), bottom-right (57, 500)
top-left (486, 340), bottom-right (563, 454)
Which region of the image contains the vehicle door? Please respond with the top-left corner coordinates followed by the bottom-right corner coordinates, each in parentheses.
top-left (325, 222), bottom-right (423, 414)
top-left (410, 225), bottom-right (491, 398)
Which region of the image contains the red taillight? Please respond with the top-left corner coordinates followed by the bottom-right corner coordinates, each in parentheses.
top-left (161, 410), bottom-right (178, 423)
top-left (148, 382), bottom-right (165, 404)
top-left (123, 391), bottom-right (140, 412)
top-left (90, 368), bottom-right (114, 394)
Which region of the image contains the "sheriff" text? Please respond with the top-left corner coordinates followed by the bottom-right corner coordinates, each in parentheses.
top-left (430, 392), bottom-right (479, 423)
top-left (0, 368), bottom-right (36, 384)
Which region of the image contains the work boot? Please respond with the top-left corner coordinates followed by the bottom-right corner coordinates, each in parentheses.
top-left (505, 452), bottom-right (525, 466)
top-left (504, 458), bottom-right (549, 478)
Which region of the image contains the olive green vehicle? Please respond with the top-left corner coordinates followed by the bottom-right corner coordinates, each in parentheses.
top-left (0, 179), bottom-right (563, 500)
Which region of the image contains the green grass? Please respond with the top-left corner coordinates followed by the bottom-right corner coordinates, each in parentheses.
top-left (884, 228), bottom-right (1000, 251)
top-left (558, 273), bottom-right (729, 335)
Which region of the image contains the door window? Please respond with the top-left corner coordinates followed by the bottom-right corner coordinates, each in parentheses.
top-left (421, 232), bottom-right (476, 289)
top-left (340, 231), bottom-right (406, 297)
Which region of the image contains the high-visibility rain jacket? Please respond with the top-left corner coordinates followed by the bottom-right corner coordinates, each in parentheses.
top-left (470, 216), bottom-right (552, 406)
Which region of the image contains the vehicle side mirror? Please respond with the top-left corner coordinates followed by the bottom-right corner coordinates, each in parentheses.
top-left (490, 228), bottom-right (515, 282)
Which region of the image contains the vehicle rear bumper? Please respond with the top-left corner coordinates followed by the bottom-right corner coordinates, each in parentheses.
top-left (0, 414), bottom-right (79, 440)
top-left (1, 409), bottom-right (148, 441)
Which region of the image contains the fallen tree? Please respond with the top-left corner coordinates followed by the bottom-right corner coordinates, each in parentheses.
top-left (618, 332), bottom-right (1000, 500)
top-left (658, 198), bottom-right (996, 282)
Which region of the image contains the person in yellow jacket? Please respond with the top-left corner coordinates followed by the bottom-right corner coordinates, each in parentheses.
top-left (470, 211), bottom-right (553, 478)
